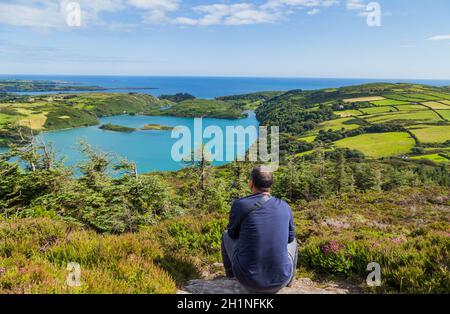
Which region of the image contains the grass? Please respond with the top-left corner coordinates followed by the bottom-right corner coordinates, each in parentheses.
top-left (406, 93), bottom-right (441, 101)
top-left (298, 136), bottom-right (316, 143)
top-left (371, 100), bottom-right (411, 106)
top-left (410, 154), bottom-right (449, 163)
top-left (395, 104), bottom-right (428, 111)
top-left (408, 125), bottom-right (450, 144)
top-left (333, 132), bottom-right (415, 158)
top-left (334, 110), bottom-right (362, 117)
top-left (0, 218), bottom-right (177, 294)
top-left (366, 111), bottom-right (443, 124)
top-left (343, 96), bottom-right (385, 103)
top-left (421, 92), bottom-right (450, 100)
top-left (360, 107), bottom-right (396, 114)
top-left (383, 94), bottom-right (426, 102)
top-left (317, 117), bottom-right (361, 133)
top-left (1, 187), bottom-right (448, 294)
top-left (422, 102), bottom-right (450, 110)
top-left (437, 110), bottom-right (450, 121)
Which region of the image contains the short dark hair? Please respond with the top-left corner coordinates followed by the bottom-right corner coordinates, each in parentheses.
top-left (251, 166), bottom-right (273, 192)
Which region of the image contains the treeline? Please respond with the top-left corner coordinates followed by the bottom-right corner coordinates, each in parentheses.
top-left (256, 90), bottom-right (337, 134)
top-left (159, 93), bottom-right (196, 102)
top-left (1, 143), bottom-right (448, 234)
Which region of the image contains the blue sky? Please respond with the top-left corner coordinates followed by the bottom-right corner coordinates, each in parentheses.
top-left (0, 0), bottom-right (449, 78)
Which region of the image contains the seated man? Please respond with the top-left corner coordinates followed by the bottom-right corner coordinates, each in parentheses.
top-left (222, 166), bottom-right (298, 294)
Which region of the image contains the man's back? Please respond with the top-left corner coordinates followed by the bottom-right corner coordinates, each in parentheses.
top-left (227, 194), bottom-right (295, 291)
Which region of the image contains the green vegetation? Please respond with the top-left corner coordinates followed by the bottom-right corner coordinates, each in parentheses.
top-left (99, 124), bottom-right (136, 133)
top-left (159, 93), bottom-right (196, 103)
top-left (410, 154), bottom-right (449, 163)
top-left (366, 111), bottom-right (442, 124)
top-left (0, 141), bottom-right (449, 293)
top-left (256, 83), bottom-right (450, 161)
top-left (408, 125), bottom-right (450, 144)
top-left (0, 92), bottom-right (253, 147)
top-left (371, 100), bottom-right (411, 106)
top-left (438, 110), bottom-right (450, 121)
top-left (422, 101), bottom-right (450, 110)
top-left (148, 99), bottom-right (245, 119)
top-left (334, 132), bottom-right (415, 158)
top-left (0, 80), bottom-right (157, 93)
top-left (395, 104), bottom-right (428, 111)
top-left (0, 80), bottom-right (105, 93)
top-left (140, 124), bottom-right (174, 131)
top-left (0, 82), bottom-right (449, 294)
top-left (360, 106), bottom-right (396, 114)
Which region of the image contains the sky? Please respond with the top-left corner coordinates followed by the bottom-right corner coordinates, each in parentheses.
top-left (0, 0), bottom-right (449, 79)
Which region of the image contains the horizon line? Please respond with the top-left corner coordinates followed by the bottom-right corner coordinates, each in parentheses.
top-left (1, 74), bottom-right (450, 82)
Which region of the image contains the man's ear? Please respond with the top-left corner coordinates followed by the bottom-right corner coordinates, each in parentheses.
top-left (249, 179), bottom-right (254, 190)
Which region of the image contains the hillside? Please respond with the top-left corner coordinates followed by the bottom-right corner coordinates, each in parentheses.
top-left (0, 92), bottom-right (250, 146)
top-left (256, 83), bottom-right (450, 163)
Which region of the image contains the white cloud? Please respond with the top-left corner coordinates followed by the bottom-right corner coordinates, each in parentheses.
top-left (346, 0), bottom-right (366, 11)
top-left (175, 0), bottom-right (339, 26)
top-left (0, 0), bottom-right (179, 28)
top-left (428, 34), bottom-right (450, 41)
top-left (307, 8), bottom-right (320, 15)
top-left (127, 0), bottom-right (180, 23)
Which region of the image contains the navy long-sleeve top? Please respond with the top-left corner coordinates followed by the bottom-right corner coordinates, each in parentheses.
top-left (227, 193), bottom-right (295, 291)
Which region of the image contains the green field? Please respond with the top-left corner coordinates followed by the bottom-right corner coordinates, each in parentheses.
top-left (395, 104), bottom-right (428, 111)
top-left (334, 132), bottom-right (416, 158)
top-left (405, 93), bottom-right (441, 101)
top-left (317, 117), bottom-right (361, 132)
top-left (371, 100), bottom-right (411, 106)
top-left (334, 109), bottom-right (362, 117)
top-left (360, 106), bottom-right (396, 114)
top-left (298, 135), bottom-right (316, 143)
top-left (422, 101), bottom-right (450, 110)
top-left (366, 111), bottom-right (443, 124)
top-left (410, 153), bottom-right (449, 163)
top-left (408, 124), bottom-right (450, 143)
top-left (437, 110), bottom-right (450, 121)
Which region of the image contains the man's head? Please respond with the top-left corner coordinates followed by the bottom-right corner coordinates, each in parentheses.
top-left (249, 166), bottom-right (273, 194)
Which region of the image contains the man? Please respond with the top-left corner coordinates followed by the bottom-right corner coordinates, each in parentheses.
top-left (222, 166), bottom-right (298, 294)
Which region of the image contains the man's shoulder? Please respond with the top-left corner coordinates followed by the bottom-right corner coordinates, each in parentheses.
top-left (232, 195), bottom-right (290, 209)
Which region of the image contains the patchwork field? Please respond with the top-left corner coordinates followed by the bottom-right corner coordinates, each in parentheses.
top-left (334, 109), bottom-right (362, 117)
top-left (317, 117), bottom-right (361, 132)
top-left (422, 101), bottom-right (450, 110)
top-left (366, 111), bottom-right (443, 124)
top-left (360, 106), bottom-right (396, 114)
top-left (371, 100), bottom-right (411, 106)
top-left (410, 153), bottom-right (449, 163)
top-left (408, 125), bottom-right (450, 144)
top-left (395, 104), bottom-right (428, 111)
top-left (437, 110), bottom-right (450, 121)
top-left (343, 96), bottom-right (385, 103)
top-left (334, 132), bottom-right (415, 158)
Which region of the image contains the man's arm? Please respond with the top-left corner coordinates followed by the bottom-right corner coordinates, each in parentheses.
top-left (227, 201), bottom-right (241, 239)
top-left (288, 207), bottom-right (295, 243)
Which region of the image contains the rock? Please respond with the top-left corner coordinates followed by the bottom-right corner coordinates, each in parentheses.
top-left (178, 277), bottom-right (361, 295)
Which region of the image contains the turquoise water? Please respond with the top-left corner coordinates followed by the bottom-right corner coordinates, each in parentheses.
top-left (35, 112), bottom-right (259, 173)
